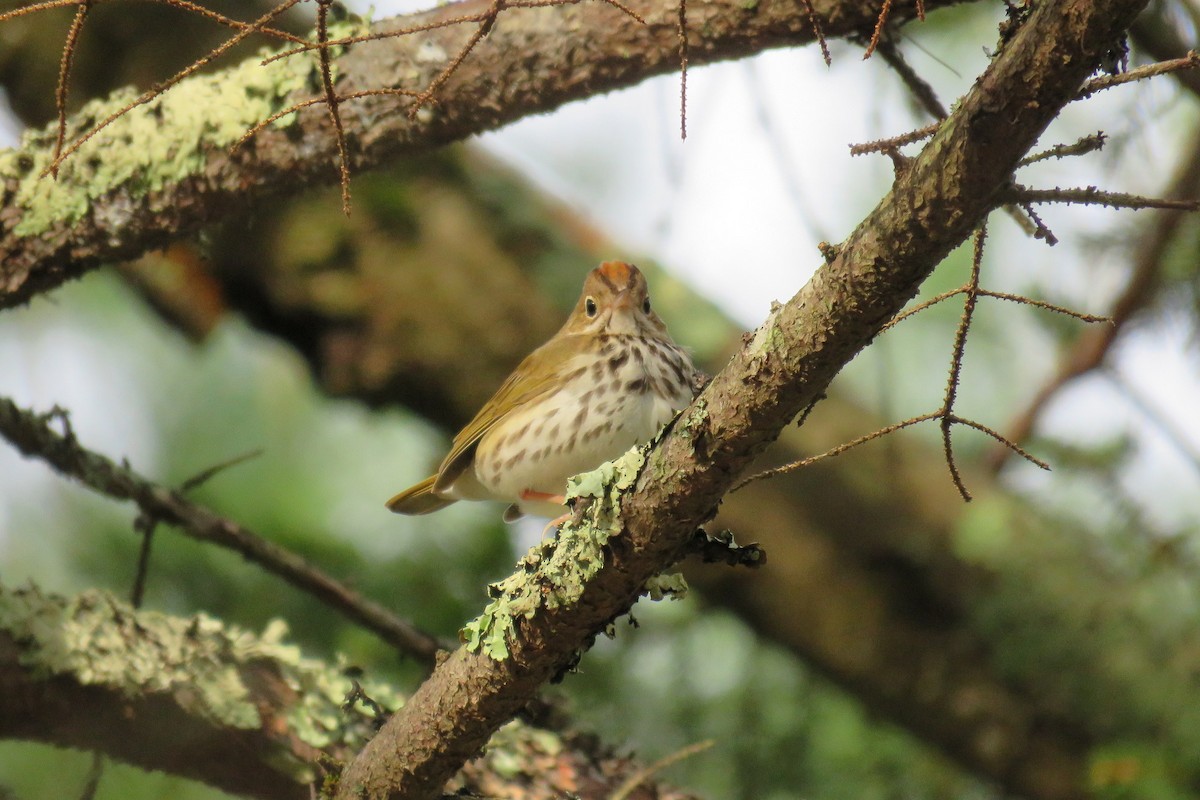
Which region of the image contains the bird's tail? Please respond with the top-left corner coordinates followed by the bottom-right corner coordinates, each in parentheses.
top-left (386, 475), bottom-right (457, 515)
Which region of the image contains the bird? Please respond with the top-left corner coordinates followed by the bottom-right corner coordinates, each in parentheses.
top-left (386, 261), bottom-right (698, 522)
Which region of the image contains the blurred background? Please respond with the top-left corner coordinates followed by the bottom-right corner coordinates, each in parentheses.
top-left (1, 0), bottom-right (1199, 798)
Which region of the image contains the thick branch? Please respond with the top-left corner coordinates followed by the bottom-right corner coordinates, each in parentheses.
top-left (0, 583), bottom-right (699, 800)
top-left (0, 0), bottom-right (947, 310)
top-left (335, 1), bottom-right (1150, 798)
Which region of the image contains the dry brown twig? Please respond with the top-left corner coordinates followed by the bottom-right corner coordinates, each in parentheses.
top-left (735, 222), bottom-right (1071, 498)
top-left (1076, 48), bottom-right (1200, 99)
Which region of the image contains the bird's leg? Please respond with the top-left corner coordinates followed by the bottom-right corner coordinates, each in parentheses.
top-left (520, 489), bottom-right (570, 537)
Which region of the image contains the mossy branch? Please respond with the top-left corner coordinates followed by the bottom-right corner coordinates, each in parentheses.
top-left (0, 582), bottom-right (699, 800)
top-left (0, 0), bottom-right (946, 311)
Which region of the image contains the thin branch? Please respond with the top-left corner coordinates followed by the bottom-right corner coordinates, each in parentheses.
top-left (0, 0), bottom-right (81, 23)
top-left (315, 0), bottom-right (352, 214)
top-left (52, 0), bottom-right (90, 178)
top-left (1076, 48), bottom-right (1200, 99)
top-left (232, 87), bottom-right (423, 150)
top-left (0, 396), bottom-right (448, 666)
top-left (41, 0), bottom-right (306, 178)
top-left (1006, 184), bottom-right (1200, 211)
top-left (678, 0), bottom-right (688, 139)
top-left (863, 0), bottom-right (894, 59)
top-left (1018, 132), bottom-right (1107, 167)
top-left (797, 0), bottom-right (830, 66)
top-left (938, 224), bottom-right (987, 501)
top-left (849, 121), bottom-right (940, 155)
top-left (875, 36), bottom-right (947, 119)
top-left (149, 0), bottom-right (306, 44)
top-left (609, 740), bottom-right (714, 800)
top-left (991, 128), bottom-right (1200, 470)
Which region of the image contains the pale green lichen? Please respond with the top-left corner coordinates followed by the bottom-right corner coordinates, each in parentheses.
top-left (462, 445), bottom-right (649, 661)
top-left (0, 18), bottom-right (369, 238)
top-left (0, 584), bottom-right (400, 780)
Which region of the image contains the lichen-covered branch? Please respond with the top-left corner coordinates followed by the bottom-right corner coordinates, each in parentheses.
top-left (0, 583), bottom-right (383, 800)
top-left (0, 0), bottom-right (950, 310)
top-left (0, 396), bottom-right (447, 664)
top-left (0, 583), bottom-right (700, 800)
top-left (333, 1), bottom-right (1152, 798)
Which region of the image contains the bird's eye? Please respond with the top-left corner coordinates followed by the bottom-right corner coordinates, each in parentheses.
top-left (585, 297), bottom-right (598, 317)
top-left (642, 297), bottom-right (651, 314)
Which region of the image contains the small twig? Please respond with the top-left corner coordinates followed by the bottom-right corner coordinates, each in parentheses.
top-left (0, 0), bottom-right (81, 23)
top-left (732, 413), bottom-right (939, 492)
top-left (1006, 184), bottom-right (1200, 211)
top-left (150, 0), bottom-right (306, 44)
top-left (875, 36), bottom-right (947, 120)
top-left (179, 448), bottom-right (264, 491)
top-left (863, 0), bottom-right (894, 59)
top-left (233, 88), bottom-right (422, 150)
top-left (315, 0), bottom-right (352, 214)
top-left (1019, 200), bottom-right (1058, 245)
top-left (42, 0), bottom-right (305, 178)
top-left (991, 127), bottom-right (1200, 472)
top-left (51, 0), bottom-right (91, 178)
top-left (608, 740), bottom-right (715, 800)
top-left (0, 396), bottom-right (448, 666)
top-left (938, 223), bottom-right (987, 501)
top-left (849, 121), bottom-right (940, 156)
top-left (1076, 49), bottom-right (1200, 100)
top-left (797, 0), bottom-right (830, 66)
top-left (1018, 132), bottom-right (1107, 167)
top-left (677, 0), bottom-right (688, 139)
top-left (130, 514), bottom-right (157, 609)
top-left (77, 751), bottom-right (104, 800)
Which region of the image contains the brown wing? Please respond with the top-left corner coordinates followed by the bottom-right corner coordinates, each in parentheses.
top-left (432, 335), bottom-right (583, 494)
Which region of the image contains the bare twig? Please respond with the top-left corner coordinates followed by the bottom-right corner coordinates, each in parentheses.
top-left (875, 36), bottom-right (947, 119)
top-left (938, 224), bottom-right (987, 500)
top-left (0, 0), bottom-right (81, 23)
top-left (1018, 132), bottom-right (1107, 167)
top-left (797, 0), bottom-right (830, 65)
top-left (0, 396), bottom-right (448, 665)
top-left (1076, 49), bottom-right (1200, 99)
top-left (678, 0), bottom-right (688, 139)
top-left (991, 127), bottom-right (1200, 471)
top-left (41, 0), bottom-right (306, 178)
top-left (315, 0), bottom-right (352, 214)
top-left (849, 121), bottom-right (940, 155)
top-left (51, 0), bottom-right (91, 178)
top-left (609, 740), bottom-right (714, 800)
top-left (1007, 184), bottom-right (1200, 211)
top-left (863, 0), bottom-right (894, 59)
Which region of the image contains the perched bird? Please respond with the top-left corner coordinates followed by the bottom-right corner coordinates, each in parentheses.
top-left (387, 261), bottom-right (698, 521)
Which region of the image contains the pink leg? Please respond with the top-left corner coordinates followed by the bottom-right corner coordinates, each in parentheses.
top-left (520, 489), bottom-right (570, 537)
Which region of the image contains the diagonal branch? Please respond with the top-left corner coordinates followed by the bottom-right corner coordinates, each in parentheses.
top-left (0, 0), bottom-right (954, 311)
top-left (332, 1), bottom-right (1152, 798)
top-left (0, 396), bottom-right (448, 665)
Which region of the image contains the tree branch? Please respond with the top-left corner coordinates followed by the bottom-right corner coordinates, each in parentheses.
top-left (334, 1), bottom-right (1151, 798)
top-left (0, 0), bottom-right (948, 310)
top-left (0, 582), bottom-right (699, 800)
top-left (0, 396), bottom-right (448, 665)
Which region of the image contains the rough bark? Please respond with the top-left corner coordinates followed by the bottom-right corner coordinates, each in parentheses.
top-left (0, 0), bottom-right (951, 310)
top-left (0, 583), bottom-right (699, 800)
top-left (333, 2), bottom-right (1151, 798)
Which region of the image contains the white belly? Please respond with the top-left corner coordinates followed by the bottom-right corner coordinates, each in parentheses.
top-left (472, 337), bottom-right (693, 517)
